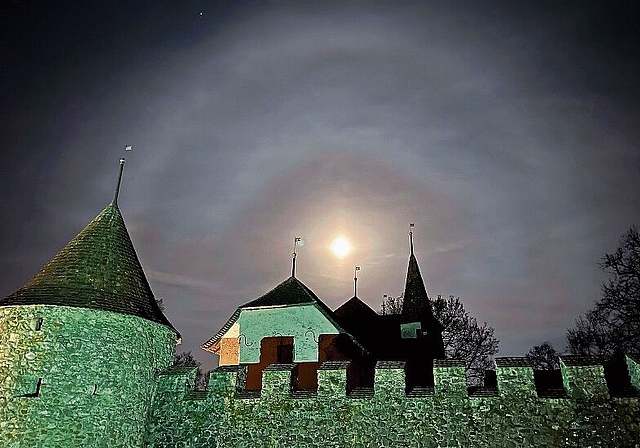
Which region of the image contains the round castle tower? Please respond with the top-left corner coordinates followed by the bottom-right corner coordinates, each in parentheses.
top-left (0, 165), bottom-right (179, 447)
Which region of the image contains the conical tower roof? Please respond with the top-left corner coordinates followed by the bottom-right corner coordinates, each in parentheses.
top-left (401, 252), bottom-right (432, 318)
top-left (400, 231), bottom-right (445, 358)
top-left (0, 202), bottom-right (178, 334)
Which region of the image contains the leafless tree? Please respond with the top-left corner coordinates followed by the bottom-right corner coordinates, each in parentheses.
top-left (567, 225), bottom-right (640, 356)
top-left (381, 294), bottom-right (499, 386)
top-left (432, 295), bottom-right (499, 385)
top-left (380, 294), bottom-right (403, 315)
top-left (526, 342), bottom-right (560, 370)
top-left (173, 351), bottom-right (208, 390)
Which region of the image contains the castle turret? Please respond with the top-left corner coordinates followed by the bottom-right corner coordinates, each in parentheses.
top-left (397, 226), bottom-right (445, 391)
top-left (401, 245), bottom-right (431, 317)
top-left (0, 162), bottom-right (179, 448)
top-left (400, 230), bottom-right (444, 357)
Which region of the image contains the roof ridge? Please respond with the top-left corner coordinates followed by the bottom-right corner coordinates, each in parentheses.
top-left (241, 276), bottom-right (317, 308)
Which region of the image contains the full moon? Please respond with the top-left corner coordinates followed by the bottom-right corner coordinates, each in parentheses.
top-left (330, 236), bottom-right (352, 259)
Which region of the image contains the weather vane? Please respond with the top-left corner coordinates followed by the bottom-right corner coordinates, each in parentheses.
top-left (291, 237), bottom-right (304, 277)
top-left (409, 223), bottom-right (415, 256)
top-left (354, 266), bottom-right (361, 297)
top-left (114, 145), bottom-right (134, 204)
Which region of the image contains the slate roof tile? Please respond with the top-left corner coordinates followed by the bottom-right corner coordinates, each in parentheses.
top-left (0, 202), bottom-right (178, 335)
top-left (242, 276), bottom-right (318, 308)
top-left (202, 276), bottom-right (368, 354)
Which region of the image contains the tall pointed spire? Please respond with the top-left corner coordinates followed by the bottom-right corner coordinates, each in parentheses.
top-left (399, 223), bottom-right (445, 358)
top-left (353, 266), bottom-right (360, 297)
top-left (401, 223), bottom-right (431, 319)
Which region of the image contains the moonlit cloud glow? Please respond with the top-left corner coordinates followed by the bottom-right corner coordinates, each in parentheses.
top-left (1, 1), bottom-right (639, 370)
top-left (330, 236), bottom-right (352, 259)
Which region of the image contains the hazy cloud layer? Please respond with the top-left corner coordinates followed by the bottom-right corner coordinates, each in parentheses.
top-left (1, 1), bottom-right (639, 369)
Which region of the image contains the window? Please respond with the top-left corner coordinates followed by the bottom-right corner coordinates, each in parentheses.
top-left (277, 341), bottom-right (294, 363)
top-left (400, 322), bottom-right (421, 339)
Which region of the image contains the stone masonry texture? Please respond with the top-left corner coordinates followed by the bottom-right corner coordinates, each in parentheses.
top-left (2, 303), bottom-right (640, 447)
top-left (146, 357), bottom-right (640, 447)
top-left (0, 305), bottom-right (175, 448)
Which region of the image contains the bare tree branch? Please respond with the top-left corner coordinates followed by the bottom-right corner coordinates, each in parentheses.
top-left (173, 351), bottom-right (208, 390)
top-left (526, 342), bottom-right (560, 370)
top-left (381, 294), bottom-right (499, 386)
top-left (567, 225), bottom-right (640, 356)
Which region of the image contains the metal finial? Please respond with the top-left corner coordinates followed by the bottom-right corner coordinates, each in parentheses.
top-left (409, 223), bottom-right (415, 256)
top-left (114, 158), bottom-right (126, 204)
top-left (354, 266), bottom-right (361, 297)
top-left (292, 237), bottom-right (302, 277)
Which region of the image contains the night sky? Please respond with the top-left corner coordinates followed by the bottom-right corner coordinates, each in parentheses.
top-left (2, 1), bottom-right (639, 371)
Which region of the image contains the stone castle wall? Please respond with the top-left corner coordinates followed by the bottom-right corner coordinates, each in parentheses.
top-left (0, 305), bottom-right (176, 448)
top-left (2, 304), bottom-right (639, 447)
top-left (148, 356), bottom-right (640, 447)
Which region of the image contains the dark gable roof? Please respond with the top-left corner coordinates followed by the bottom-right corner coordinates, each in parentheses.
top-left (242, 276), bottom-right (352, 340)
top-left (242, 276), bottom-right (319, 308)
top-left (334, 296), bottom-right (379, 320)
top-left (0, 202), bottom-right (179, 335)
top-left (201, 308), bottom-right (241, 352)
top-left (202, 276), bottom-right (368, 354)
top-left (203, 277), bottom-right (318, 351)
top-left (333, 296), bottom-right (380, 355)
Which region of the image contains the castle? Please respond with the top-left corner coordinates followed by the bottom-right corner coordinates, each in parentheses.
top-left (1, 163), bottom-right (639, 447)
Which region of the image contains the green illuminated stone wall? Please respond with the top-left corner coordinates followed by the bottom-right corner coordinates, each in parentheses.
top-left (3, 305), bottom-right (639, 447)
top-left (148, 356), bottom-right (640, 447)
top-left (0, 305), bottom-right (176, 448)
